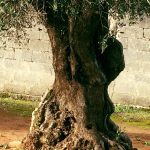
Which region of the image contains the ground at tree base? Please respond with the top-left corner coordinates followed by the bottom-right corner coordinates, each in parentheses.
top-left (0, 110), bottom-right (150, 150)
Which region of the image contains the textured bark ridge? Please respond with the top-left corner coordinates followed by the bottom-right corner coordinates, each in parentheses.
top-left (23, 1), bottom-right (133, 150)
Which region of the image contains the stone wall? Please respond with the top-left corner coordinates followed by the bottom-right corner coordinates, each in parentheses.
top-left (0, 25), bottom-right (54, 98)
top-left (109, 17), bottom-right (150, 107)
top-left (0, 18), bottom-right (149, 107)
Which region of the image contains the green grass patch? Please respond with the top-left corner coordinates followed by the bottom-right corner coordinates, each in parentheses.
top-left (112, 105), bottom-right (150, 129)
top-left (0, 97), bottom-right (150, 129)
top-left (144, 141), bottom-right (150, 146)
top-left (0, 98), bottom-right (38, 117)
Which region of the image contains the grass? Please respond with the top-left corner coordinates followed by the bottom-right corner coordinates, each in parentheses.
top-left (0, 97), bottom-right (150, 130)
top-left (0, 97), bottom-right (38, 117)
top-left (144, 141), bottom-right (150, 146)
top-left (112, 105), bottom-right (150, 129)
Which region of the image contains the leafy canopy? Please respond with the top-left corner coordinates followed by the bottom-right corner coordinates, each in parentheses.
top-left (0, 0), bottom-right (150, 30)
top-left (0, 0), bottom-right (30, 30)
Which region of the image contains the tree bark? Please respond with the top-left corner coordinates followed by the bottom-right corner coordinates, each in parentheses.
top-left (22, 1), bottom-right (132, 150)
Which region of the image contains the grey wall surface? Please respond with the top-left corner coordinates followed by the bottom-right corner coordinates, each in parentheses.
top-left (109, 18), bottom-right (150, 107)
top-left (0, 25), bottom-right (54, 97)
top-left (0, 18), bottom-right (149, 107)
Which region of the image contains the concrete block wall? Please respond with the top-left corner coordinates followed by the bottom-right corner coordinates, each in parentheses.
top-left (0, 25), bottom-right (55, 97)
top-left (109, 18), bottom-right (150, 107)
top-left (0, 18), bottom-right (149, 107)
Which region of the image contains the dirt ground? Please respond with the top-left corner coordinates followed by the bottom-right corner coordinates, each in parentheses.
top-left (117, 122), bottom-right (150, 150)
top-left (0, 110), bottom-right (150, 150)
top-left (0, 110), bottom-right (30, 149)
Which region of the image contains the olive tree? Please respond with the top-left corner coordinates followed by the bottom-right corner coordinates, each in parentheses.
top-left (0, 0), bottom-right (149, 149)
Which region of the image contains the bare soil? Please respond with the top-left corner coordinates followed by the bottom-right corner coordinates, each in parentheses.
top-left (0, 110), bottom-right (30, 149)
top-left (0, 110), bottom-right (149, 150)
top-left (118, 122), bottom-right (150, 150)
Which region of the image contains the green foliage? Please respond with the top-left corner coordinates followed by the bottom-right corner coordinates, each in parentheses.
top-left (48, 0), bottom-right (150, 20)
top-left (0, 0), bottom-right (31, 30)
top-left (0, 0), bottom-right (149, 31)
top-left (109, 0), bottom-right (150, 20)
top-left (48, 0), bottom-right (150, 17)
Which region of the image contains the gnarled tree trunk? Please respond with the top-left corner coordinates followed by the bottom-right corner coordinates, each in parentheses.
top-left (23, 1), bottom-right (132, 150)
